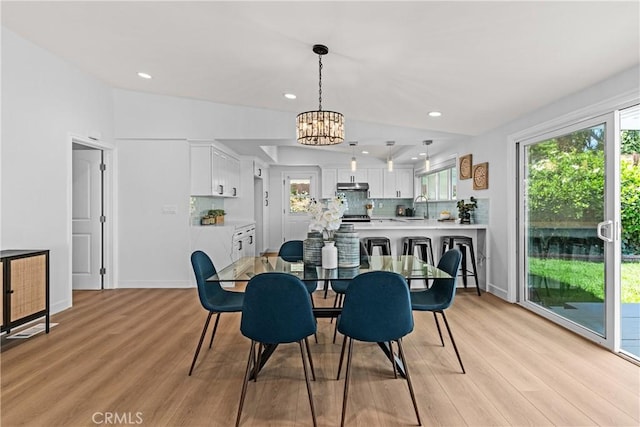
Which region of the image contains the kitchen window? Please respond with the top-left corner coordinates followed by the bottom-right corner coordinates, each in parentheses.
top-left (418, 163), bottom-right (457, 201)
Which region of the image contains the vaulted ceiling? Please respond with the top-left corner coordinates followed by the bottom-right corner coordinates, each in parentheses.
top-left (3, 1), bottom-right (639, 160)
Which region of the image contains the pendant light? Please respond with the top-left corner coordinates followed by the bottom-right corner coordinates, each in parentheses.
top-left (386, 141), bottom-right (395, 172)
top-left (349, 141), bottom-right (358, 171)
top-left (423, 140), bottom-right (433, 171)
top-left (296, 44), bottom-right (345, 145)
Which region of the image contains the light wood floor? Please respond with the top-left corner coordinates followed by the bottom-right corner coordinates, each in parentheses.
top-left (1, 288), bottom-right (638, 426)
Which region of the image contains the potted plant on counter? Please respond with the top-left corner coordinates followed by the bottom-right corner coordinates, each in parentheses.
top-left (456, 197), bottom-right (477, 224)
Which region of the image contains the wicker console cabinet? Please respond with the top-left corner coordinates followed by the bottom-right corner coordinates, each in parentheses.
top-left (1, 250), bottom-right (50, 334)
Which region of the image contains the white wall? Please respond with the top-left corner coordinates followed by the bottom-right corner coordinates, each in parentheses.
top-left (433, 65), bottom-right (640, 301)
top-left (1, 28), bottom-right (114, 313)
top-left (115, 139), bottom-right (192, 287)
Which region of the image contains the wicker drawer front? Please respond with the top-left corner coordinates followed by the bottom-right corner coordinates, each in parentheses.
top-left (0, 260), bottom-right (3, 327)
top-left (9, 255), bottom-right (46, 322)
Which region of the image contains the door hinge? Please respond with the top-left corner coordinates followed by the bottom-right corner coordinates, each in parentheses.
top-left (100, 163), bottom-right (106, 172)
top-left (100, 215), bottom-right (106, 223)
top-left (100, 267), bottom-right (106, 275)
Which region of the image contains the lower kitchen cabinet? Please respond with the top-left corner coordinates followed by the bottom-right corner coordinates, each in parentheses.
top-left (1, 250), bottom-right (50, 334)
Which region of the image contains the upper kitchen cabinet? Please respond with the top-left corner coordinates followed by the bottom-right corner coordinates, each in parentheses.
top-left (253, 160), bottom-right (266, 178)
top-left (337, 168), bottom-right (368, 183)
top-left (190, 143), bottom-right (240, 197)
top-left (367, 168), bottom-right (384, 198)
top-left (321, 168), bottom-right (338, 199)
top-left (383, 168), bottom-right (414, 199)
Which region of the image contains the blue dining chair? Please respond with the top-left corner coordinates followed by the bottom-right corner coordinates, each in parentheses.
top-left (337, 271), bottom-right (421, 427)
top-left (236, 272), bottom-right (318, 427)
top-left (278, 240), bottom-right (318, 296)
top-left (188, 250), bottom-right (244, 376)
top-left (410, 248), bottom-right (465, 374)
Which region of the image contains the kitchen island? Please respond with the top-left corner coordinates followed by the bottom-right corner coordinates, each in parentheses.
top-left (351, 218), bottom-right (489, 291)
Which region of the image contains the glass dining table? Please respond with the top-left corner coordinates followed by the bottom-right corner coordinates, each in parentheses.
top-left (207, 255), bottom-right (451, 378)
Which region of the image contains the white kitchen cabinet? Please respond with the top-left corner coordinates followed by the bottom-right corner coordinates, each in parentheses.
top-left (337, 168), bottom-right (368, 183)
top-left (321, 168), bottom-right (338, 199)
top-left (383, 168), bottom-right (414, 199)
top-left (190, 143), bottom-right (240, 197)
top-left (253, 160), bottom-right (266, 178)
top-left (367, 168), bottom-right (384, 198)
top-left (190, 145), bottom-right (214, 196)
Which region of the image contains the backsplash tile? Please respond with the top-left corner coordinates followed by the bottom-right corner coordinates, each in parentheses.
top-left (190, 196), bottom-right (225, 225)
top-left (327, 193), bottom-right (489, 223)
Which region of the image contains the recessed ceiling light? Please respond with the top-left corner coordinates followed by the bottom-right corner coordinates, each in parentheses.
top-left (419, 152), bottom-right (427, 156)
top-left (284, 93), bottom-right (297, 100)
top-left (428, 111), bottom-right (442, 117)
top-left (411, 157), bottom-right (418, 160)
top-left (361, 150), bottom-right (369, 154)
top-left (137, 72), bottom-right (152, 79)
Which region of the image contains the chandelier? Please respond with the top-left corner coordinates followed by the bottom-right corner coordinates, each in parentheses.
top-left (296, 44), bottom-right (345, 146)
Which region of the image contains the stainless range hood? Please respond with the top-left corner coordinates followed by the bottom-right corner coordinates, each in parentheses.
top-left (336, 182), bottom-right (369, 191)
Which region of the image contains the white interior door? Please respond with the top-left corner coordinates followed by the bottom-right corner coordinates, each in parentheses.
top-left (72, 146), bottom-right (102, 289)
top-left (282, 172), bottom-right (317, 243)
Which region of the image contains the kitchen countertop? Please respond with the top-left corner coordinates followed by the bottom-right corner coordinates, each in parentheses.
top-left (353, 218), bottom-right (487, 230)
top-left (192, 219), bottom-right (255, 229)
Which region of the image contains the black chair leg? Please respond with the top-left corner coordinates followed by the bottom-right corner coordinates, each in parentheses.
top-left (440, 311), bottom-right (465, 374)
top-left (254, 343), bottom-right (262, 382)
top-left (188, 311), bottom-right (213, 376)
top-left (397, 338), bottom-right (422, 426)
top-left (340, 338), bottom-right (355, 427)
top-left (389, 341), bottom-right (398, 379)
top-left (208, 312), bottom-right (221, 349)
top-left (304, 337), bottom-right (316, 381)
top-left (299, 340), bottom-right (318, 427)
top-left (336, 334), bottom-right (347, 380)
top-left (236, 340), bottom-right (256, 427)
top-left (432, 312), bottom-right (445, 346)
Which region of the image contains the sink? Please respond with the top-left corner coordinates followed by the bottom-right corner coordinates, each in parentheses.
top-left (399, 217), bottom-right (427, 221)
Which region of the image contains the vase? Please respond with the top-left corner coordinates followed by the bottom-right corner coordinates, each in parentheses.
top-left (303, 232), bottom-right (323, 266)
top-left (322, 241), bottom-right (338, 269)
top-left (335, 223), bottom-right (360, 267)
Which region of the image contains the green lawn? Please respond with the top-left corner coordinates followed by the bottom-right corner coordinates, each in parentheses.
top-left (528, 258), bottom-right (640, 304)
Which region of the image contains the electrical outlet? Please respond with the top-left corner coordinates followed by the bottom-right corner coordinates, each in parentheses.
top-left (378, 202), bottom-right (383, 208)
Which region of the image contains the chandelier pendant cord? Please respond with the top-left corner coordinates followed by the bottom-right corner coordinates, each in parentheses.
top-left (318, 54), bottom-right (323, 111)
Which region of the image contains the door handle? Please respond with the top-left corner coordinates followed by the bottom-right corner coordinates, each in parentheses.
top-left (232, 187), bottom-right (237, 196)
top-left (239, 241), bottom-right (243, 250)
top-left (265, 200), bottom-right (269, 206)
top-left (597, 220), bottom-right (614, 243)
top-left (265, 191), bottom-right (268, 198)
top-left (218, 185), bottom-right (224, 195)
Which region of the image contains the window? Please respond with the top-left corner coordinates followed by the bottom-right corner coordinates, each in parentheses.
top-left (289, 178), bottom-right (311, 213)
top-left (419, 164), bottom-right (457, 200)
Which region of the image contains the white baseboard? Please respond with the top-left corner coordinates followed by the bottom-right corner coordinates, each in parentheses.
top-left (116, 280), bottom-right (193, 289)
top-left (487, 282), bottom-right (509, 301)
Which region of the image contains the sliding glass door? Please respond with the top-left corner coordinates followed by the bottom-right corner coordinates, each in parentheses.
top-left (519, 114), bottom-right (617, 346)
top-left (619, 104), bottom-right (640, 359)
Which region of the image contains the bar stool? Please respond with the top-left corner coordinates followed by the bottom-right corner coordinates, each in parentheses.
top-left (401, 236), bottom-right (435, 265)
top-left (441, 235), bottom-right (481, 296)
top-left (402, 236), bottom-right (434, 289)
top-left (362, 237), bottom-right (392, 256)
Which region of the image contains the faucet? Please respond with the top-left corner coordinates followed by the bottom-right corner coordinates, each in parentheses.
top-left (414, 194), bottom-right (429, 219)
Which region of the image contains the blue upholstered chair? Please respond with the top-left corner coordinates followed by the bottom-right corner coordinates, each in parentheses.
top-left (410, 248), bottom-right (465, 373)
top-left (236, 272), bottom-right (318, 427)
top-left (336, 271), bottom-right (421, 427)
top-left (189, 250), bottom-right (244, 376)
top-left (278, 240), bottom-right (318, 296)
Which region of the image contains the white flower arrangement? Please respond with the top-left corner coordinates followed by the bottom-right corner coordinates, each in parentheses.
top-left (308, 195), bottom-right (348, 240)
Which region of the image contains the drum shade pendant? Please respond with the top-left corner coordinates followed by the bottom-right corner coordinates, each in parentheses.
top-left (296, 44), bottom-right (345, 145)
